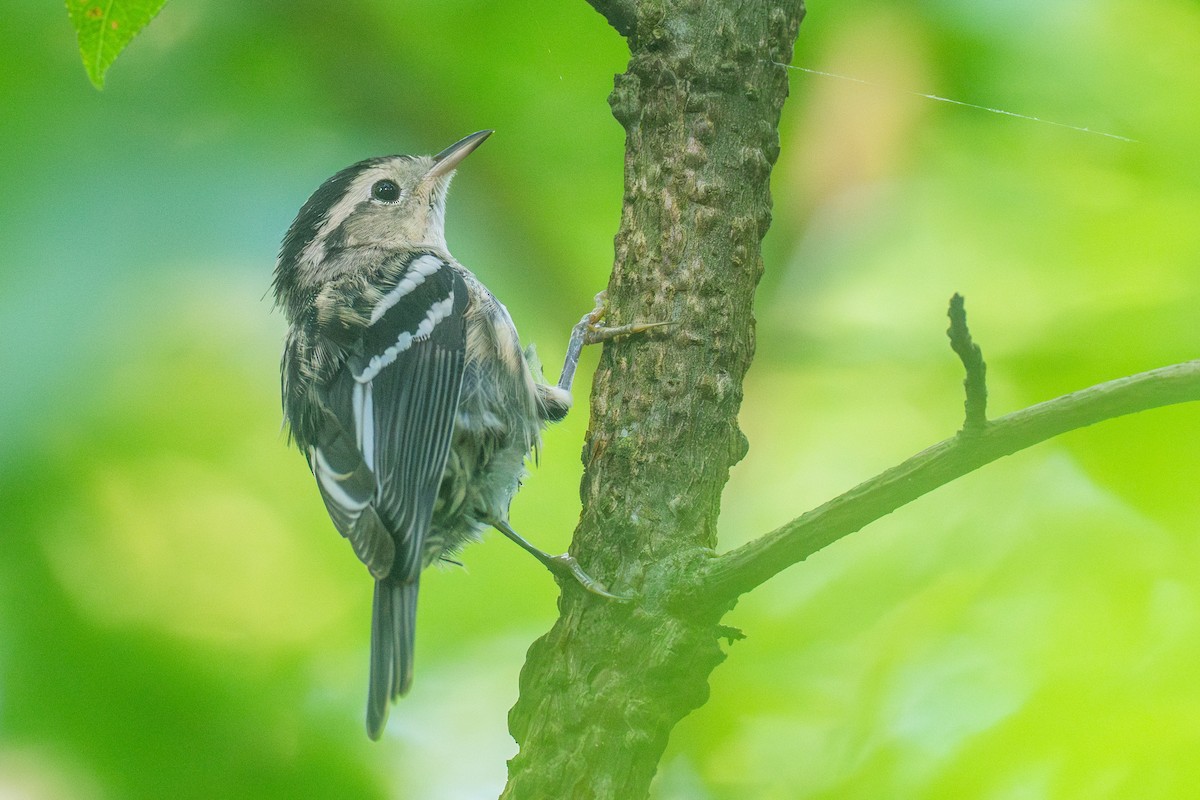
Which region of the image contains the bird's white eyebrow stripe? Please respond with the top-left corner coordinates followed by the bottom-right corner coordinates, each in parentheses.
top-left (355, 292), bottom-right (456, 384)
top-left (370, 255), bottom-right (444, 324)
top-left (298, 168), bottom-right (388, 271)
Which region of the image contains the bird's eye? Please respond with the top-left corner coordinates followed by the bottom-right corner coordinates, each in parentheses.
top-left (371, 179), bottom-right (401, 203)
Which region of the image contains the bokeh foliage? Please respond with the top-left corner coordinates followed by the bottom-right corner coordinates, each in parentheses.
top-left (3, 0), bottom-right (1199, 797)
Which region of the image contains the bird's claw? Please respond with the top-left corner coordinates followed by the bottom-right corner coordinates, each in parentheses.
top-left (546, 553), bottom-right (631, 602)
top-left (580, 290), bottom-right (675, 346)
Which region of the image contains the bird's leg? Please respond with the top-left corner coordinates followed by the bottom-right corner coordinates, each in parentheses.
top-left (557, 291), bottom-right (673, 393)
top-left (517, 292), bottom-right (666, 602)
top-left (491, 518), bottom-right (630, 602)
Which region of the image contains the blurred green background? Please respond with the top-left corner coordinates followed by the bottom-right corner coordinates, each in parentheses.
top-left (2, 0), bottom-right (1199, 797)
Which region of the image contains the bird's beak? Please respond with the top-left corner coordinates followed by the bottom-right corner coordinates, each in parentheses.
top-left (428, 130), bottom-right (493, 179)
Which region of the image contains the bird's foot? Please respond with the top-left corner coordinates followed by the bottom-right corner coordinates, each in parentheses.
top-left (493, 518), bottom-right (631, 602)
top-left (578, 290), bottom-right (675, 346)
top-left (545, 553), bottom-right (631, 602)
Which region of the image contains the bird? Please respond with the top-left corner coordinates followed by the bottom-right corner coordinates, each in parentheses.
top-left (271, 130), bottom-right (652, 739)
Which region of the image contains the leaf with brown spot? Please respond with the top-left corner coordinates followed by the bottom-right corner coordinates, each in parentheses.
top-left (65, 0), bottom-right (169, 89)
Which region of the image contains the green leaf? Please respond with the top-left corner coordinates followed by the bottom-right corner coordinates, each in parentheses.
top-left (65, 0), bottom-right (168, 89)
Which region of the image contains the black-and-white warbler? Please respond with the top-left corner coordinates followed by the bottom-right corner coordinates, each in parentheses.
top-left (272, 131), bottom-right (655, 739)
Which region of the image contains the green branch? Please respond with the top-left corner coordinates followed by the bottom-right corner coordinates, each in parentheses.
top-left (947, 293), bottom-right (989, 433)
top-left (699, 357), bottom-right (1200, 607)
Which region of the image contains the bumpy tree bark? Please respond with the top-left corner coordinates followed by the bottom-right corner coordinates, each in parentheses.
top-left (499, 1), bottom-right (1200, 797)
top-left (502, 2), bottom-right (806, 798)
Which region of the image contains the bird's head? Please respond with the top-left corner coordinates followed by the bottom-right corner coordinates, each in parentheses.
top-left (273, 130), bottom-right (491, 314)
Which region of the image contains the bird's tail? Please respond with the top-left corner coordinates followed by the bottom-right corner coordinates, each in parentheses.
top-left (366, 576), bottom-right (418, 740)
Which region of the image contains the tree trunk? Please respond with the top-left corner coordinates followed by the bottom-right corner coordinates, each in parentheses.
top-left (501, 2), bottom-right (805, 797)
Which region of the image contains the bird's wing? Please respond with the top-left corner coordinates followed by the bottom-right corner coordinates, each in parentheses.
top-left (307, 253), bottom-right (469, 581)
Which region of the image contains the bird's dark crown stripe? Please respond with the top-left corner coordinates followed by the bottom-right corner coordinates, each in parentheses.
top-left (276, 165), bottom-right (364, 281)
